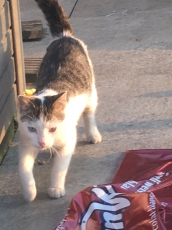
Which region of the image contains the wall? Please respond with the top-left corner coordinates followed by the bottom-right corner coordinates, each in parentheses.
top-left (0, 0), bottom-right (25, 162)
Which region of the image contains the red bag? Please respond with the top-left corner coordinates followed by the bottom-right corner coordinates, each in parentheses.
top-left (56, 149), bottom-right (172, 230)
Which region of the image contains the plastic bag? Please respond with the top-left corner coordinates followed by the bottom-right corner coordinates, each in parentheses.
top-left (56, 149), bottom-right (172, 230)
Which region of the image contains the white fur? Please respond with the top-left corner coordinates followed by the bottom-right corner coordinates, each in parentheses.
top-left (35, 88), bottom-right (58, 97)
top-left (18, 90), bottom-right (101, 201)
top-left (18, 31), bottom-right (101, 201)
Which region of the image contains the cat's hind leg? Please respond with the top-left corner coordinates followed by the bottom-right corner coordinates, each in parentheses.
top-left (83, 84), bottom-right (102, 144)
top-left (19, 144), bottom-right (39, 201)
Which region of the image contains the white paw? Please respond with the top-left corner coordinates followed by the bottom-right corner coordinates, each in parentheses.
top-left (48, 187), bottom-right (65, 199)
top-left (23, 185), bottom-right (37, 202)
top-left (86, 129), bottom-right (102, 144)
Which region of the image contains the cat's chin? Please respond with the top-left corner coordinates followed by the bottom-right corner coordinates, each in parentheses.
top-left (38, 146), bottom-right (50, 150)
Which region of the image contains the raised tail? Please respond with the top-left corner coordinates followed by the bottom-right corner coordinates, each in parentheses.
top-left (35, 0), bottom-right (74, 37)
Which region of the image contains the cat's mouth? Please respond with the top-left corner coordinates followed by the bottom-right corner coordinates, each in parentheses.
top-left (37, 141), bottom-right (50, 149)
top-left (33, 143), bottom-right (50, 149)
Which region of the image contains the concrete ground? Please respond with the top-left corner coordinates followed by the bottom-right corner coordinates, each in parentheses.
top-left (1, 0), bottom-right (172, 229)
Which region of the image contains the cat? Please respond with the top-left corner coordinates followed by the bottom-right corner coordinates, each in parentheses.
top-left (18, 0), bottom-right (102, 201)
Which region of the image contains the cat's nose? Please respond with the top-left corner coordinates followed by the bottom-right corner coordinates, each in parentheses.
top-left (38, 142), bottom-right (46, 147)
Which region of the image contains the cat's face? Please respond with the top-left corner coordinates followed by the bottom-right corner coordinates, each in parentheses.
top-left (18, 92), bottom-right (66, 149)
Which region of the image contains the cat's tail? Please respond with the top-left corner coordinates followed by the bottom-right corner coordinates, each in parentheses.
top-left (35, 0), bottom-right (74, 37)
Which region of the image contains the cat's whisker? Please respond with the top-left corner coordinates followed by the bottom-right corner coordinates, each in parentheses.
top-left (51, 146), bottom-right (60, 157)
top-left (45, 147), bottom-right (53, 163)
top-left (50, 147), bottom-right (53, 158)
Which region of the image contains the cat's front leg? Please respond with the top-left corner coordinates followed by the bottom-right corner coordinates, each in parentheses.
top-left (19, 144), bottom-right (39, 201)
top-left (48, 131), bottom-right (76, 199)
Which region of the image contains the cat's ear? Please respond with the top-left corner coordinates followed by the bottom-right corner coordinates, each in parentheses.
top-left (52, 92), bottom-right (67, 112)
top-left (18, 95), bottom-right (31, 112)
top-left (56, 91), bottom-right (67, 103)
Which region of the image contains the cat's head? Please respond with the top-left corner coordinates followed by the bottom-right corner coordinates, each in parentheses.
top-left (17, 92), bottom-right (67, 149)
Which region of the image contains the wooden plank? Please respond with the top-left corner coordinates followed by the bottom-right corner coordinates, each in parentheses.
top-left (25, 58), bottom-right (42, 61)
top-left (24, 58), bottom-right (42, 83)
top-left (0, 1), bottom-right (11, 42)
top-left (21, 20), bottom-right (43, 41)
top-left (9, 0), bottom-right (25, 95)
top-left (0, 29), bottom-right (13, 77)
top-left (0, 86), bottom-right (16, 144)
top-left (0, 0), bottom-right (6, 11)
top-left (24, 58), bottom-right (42, 73)
top-left (0, 58), bottom-right (15, 108)
top-left (0, 118), bottom-right (14, 164)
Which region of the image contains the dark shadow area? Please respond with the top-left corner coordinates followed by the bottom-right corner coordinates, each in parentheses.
top-left (0, 150), bottom-right (125, 230)
top-left (78, 118), bottom-right (172, 135)
top-left (0, 193), bottom-right (68, 230)
top-left (137, 90), bottom-right (172, 98)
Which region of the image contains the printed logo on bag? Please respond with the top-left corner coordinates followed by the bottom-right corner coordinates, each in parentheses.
top-left (121, 172), bottom-right (166, 192)
top-left (147, 193), bottom-right (159, 230)
top-left (80, 185), bottom-right (131, 230)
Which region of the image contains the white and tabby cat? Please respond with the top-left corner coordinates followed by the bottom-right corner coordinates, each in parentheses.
top-left (18, 0), bottom-right (101, 201)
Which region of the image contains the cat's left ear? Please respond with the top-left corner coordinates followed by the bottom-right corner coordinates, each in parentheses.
top-left (18, 95), bottom-right (31, 112)
top-left (52, 92), bottom-right (67, 111)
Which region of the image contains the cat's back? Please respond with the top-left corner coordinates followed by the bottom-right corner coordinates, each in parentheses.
top-left (36, 36), bottom-right (93, 96)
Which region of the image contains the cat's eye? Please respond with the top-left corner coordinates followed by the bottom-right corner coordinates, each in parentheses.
top-left (28, 127), bottom-right (37, 133)
top-left (49, 127), bottom-right (57, 133)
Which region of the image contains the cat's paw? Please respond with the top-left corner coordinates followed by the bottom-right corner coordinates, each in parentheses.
top-left (23, 185), bottom-right (37, 202)
top-left (87, 129), bottom-right (102, 144)
top-left (48, 187), bottom-right (65, 199)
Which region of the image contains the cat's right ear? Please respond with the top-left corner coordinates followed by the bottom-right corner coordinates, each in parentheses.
top-left (18, 95), bottom-right (30, 113)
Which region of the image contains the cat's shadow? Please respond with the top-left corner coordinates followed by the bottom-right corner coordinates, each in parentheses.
top-left (77, 140), bottom-right (93, 146)
top-left (0, 191), bottom-right (62, 208)
top-left (0, 194), bottom-right (26, 208)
